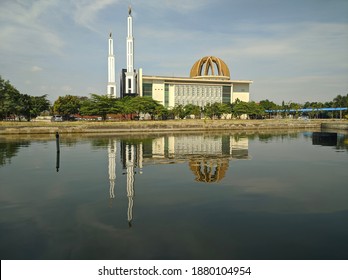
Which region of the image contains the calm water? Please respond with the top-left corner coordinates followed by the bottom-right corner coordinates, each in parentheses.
top-left (1, 131), bottom-right (347, 260)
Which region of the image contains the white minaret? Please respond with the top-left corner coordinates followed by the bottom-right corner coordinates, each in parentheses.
top-left (125, 6), bottom-right (136, 94)
top-left (107, 32), bottom-right (117, 98)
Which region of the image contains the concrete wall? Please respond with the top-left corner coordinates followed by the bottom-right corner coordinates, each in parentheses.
top-left (233, 83), bottom-right (249, 93)
top-left (152, 81), bottom-right (165, 105)
top-left (232, 92), bottom-right (249, 102)
top-left (169, 84), bottom-right (175, 108)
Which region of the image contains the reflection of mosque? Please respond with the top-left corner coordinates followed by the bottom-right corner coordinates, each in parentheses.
top-left (107, 135), bottom-right (249, 225)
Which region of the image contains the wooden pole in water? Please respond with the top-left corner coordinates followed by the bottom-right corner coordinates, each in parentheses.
top-left (56, 132), bottom-right (60, 153)
top-left (56, 132), bottom-right (60, 172)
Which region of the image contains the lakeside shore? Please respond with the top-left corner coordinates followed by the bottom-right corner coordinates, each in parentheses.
top-left (1, 119), bottom-right (347, 135)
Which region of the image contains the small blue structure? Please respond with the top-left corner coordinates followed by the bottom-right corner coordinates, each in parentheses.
top-left (265, 107), bottom-right (347, 113)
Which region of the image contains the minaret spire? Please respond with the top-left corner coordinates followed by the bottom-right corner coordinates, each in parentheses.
top-left (107, 32), bottom-right (117, 98)
top-left (125, 5), bottom-right (136, 95)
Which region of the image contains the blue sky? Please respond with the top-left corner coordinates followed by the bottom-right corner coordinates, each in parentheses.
top-left (0, 0), bottom-right (347, 104)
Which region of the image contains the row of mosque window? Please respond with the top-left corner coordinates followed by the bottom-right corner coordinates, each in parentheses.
top-left (175, 86), bottom-right (222, 95)
top-left (175, 92), bottom-right (223, 98)
top-left (174, 100), bottom-right (221, 107)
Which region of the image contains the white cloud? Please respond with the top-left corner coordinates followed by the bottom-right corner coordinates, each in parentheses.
top-left (61, 85), bottom-right (73, 93)
top-left (31, 66), bottom-right (43, 72)
top-left (0, 0), bottom-right (65, 55)
top-left (139, 0), bottom-right (211, 13)
top-left (73, 0), bottom-right (120, 31)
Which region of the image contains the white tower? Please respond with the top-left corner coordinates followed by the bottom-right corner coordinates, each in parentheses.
top-left (107, 32), bottom-right (117, 98)
top-left (125, 6), bottom-right (136, 94)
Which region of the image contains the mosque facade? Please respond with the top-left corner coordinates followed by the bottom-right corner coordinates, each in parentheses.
top-left (108, 7), bottom-right (252, 106)
top-left (138, 57), bottom-right (252, 107)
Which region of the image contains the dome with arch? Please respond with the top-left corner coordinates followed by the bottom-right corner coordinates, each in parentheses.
top-left (190, 56), bottom-right (230, 79)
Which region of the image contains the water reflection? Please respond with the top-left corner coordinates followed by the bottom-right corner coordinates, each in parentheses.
top-left (106, 135), bottom-right (250, 225)
top-left (312, 132), bottom-right (338, 146)
top-left (56, 151), bottom-right (60, 172)
top-left (1, 131), bottom-right (348, 260)
top-left (312, 132), bottom-right (348, 152)
top-left (0, 140), bottom-right (30, 166)
top-left (108, 139), bottom-right (116, 199)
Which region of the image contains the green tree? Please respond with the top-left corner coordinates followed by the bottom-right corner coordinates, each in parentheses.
top-left (130, 96), bottom-right (162, 118)
top-left (172, 104), bottom-right (187, 119)
top-left (231, 100), bottom-right (264, 119)
top-left (118, 97), bottom-right (136, 118)
top-left (259, 99), bottom-right (278, 111)
top-left (289, 102), bottom-right (302, 118)
top-left (184, 104), bottom-right (201, 118)
top-left (31, 95), bottom-right (50, 117)
top-left (202, 102), bottom-right (230, 119)
top-left (151, 103), bottom-right (168, 120)
top-left (333, 94), bottom-right (348, 119)
top-left (80, 94), bottom-right (121, 120)
top-left (259, 99), bottom-right (278, 118)
top-left (232, 100), bottom-right (249, 119)
top-left (17, 94), bottom-right (50, 121)
top-left (0, 76), bottom-right (21, 120)
top-left (53, 95), bottom-right (84, 117)
top-left (247, 101), bottom-right (265, 119)
top-left (18, 94), bottom-right (32, 121)
top-left (215, 103), bottom-right (231, 119)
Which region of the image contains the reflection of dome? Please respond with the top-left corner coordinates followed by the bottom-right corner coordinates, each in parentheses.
top-left (189, 158), bottom-right (229, 183)
top-left (190, 56), bottom-right (230, 79)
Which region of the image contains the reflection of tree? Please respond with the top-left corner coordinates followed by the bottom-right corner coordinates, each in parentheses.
top-left (258, 132), bottom-right (299, 142)
top-left (0, 141), bottom-right (29, 166)
top-left (189, 158), bottom-right (229, 183)
top-left (91, 139), bottom-right (110, 149)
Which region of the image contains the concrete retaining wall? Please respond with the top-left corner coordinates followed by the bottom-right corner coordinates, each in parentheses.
top-left (321, 122), bottom-right (348, 131)
top-left (0, 119), bottom-right (326, 135)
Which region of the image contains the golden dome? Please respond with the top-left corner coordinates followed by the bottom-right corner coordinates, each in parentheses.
top-left (190, 56), bottom-right (230, 79)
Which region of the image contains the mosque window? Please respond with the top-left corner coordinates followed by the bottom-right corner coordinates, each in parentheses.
top-left (164, 84), bottom-right (169, 107)
top-left (222, 86), bottom-right (231, 104)
top-left (143, 83), bottom-right (153, 97)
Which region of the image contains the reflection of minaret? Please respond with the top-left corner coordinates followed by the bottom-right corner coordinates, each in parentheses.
top-left (108, 139), bottom-right (117, 199)
top-left (107, 33), bottom-right (117, 98)
top-left (138, 142), bottom-right (143, 174)
top-left (126, 145), bottom-right (135, 227)
top-left (125, 6), bottom-right (136, 95)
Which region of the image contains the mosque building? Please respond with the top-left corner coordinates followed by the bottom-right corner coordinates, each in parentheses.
top-left (138, 56), bottom-right (252, 107)
top-left (108, 6), bottom-right (252, 106)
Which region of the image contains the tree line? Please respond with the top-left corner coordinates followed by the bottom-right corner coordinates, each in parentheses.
top-left (1, 75), bottom-right (347, 121)
top-left (52, 94), bottom-right (272, 120)
top-left (53, 94), bottom-right (348, 120)
top-left (0, 76), bottom-right (50, 121)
